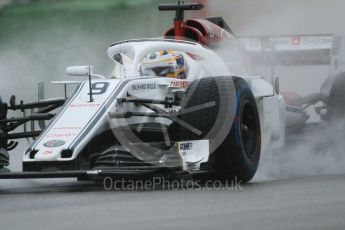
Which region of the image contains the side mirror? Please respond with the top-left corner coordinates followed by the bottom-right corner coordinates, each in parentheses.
top-left (65, 66), bottom-right (105, 103)
top-left (65, 66), bottom-right (105, 78)
top-left (66, 66), bottom-right (91, 77)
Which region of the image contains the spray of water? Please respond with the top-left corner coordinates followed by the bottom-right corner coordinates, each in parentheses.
top-left (209, 0), bottom-right (345, 180)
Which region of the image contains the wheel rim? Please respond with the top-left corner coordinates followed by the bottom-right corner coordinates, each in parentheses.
top-left (240, 101), bottom-right (257, 158)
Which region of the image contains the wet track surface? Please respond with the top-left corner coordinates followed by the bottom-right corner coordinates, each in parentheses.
top-left (0, 174), bottom-right (345, 230)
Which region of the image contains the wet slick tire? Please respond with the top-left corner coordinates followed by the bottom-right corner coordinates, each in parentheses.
top-left (327, 73), bottom-right (345, 151)
top-left (328, 72), bottom-right (345, 121)
top-left (176, 77), bottom-right (261, 183)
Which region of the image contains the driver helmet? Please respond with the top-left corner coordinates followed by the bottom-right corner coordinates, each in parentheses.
top-left (140, 50), bottom-right (186, 79)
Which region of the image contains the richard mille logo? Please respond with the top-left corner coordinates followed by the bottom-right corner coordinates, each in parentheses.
top-left (132, 83), bottom-right (157, 90)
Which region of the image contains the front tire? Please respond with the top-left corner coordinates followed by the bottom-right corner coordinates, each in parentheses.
top-left (176, 76), bottom-right (261, 182)
top-left (216, 77), bottom-right (261, 182)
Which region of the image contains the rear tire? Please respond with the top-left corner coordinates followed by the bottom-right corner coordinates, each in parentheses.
top-left (327, 73), bottom-right (345, 154)
top-left (176, 76), bottom-right (261, 182)
top-left (328, 72), bottom-right (345, 121)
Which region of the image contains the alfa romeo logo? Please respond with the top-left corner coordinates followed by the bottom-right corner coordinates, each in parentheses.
top-left (43, 140), bottom-right (66, 148)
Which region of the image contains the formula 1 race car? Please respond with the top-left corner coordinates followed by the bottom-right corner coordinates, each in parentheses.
top-left (0, 2), bottom-right (286, 183)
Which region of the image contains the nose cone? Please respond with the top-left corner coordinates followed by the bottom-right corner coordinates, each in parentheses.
top-left (34, 139), bottom-right (67, 161)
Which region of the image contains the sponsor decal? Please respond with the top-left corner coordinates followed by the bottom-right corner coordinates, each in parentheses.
top-left (46, 133), bottom-right (78, 138)
top-left (43, 149), bottom-right (53, 155)
top-left (292, 37), bottom-right (301, 45)
top-left (169, 80), bottom-right (189, 89)
top-left (274, 36), bottom-right (333, 50)
top-left (70, 103), bottom-right (101, 108)
top-left (301, 37), bottom-right (332, 46)
top-left (179, 142), bottom-right (193, 151)
top-left (240, 35), bottom-right (333, 52)
top-left (52, 127), bottom-right (81, 130)
top-left (131, 83), bottom-right (157, 91)
top-left (43, 140), bottom-right (66, 148)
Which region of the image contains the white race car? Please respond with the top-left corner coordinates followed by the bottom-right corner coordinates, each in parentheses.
top-left (0, 2), bottom-right (285, 183)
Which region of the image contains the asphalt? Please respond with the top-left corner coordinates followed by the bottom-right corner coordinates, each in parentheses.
top-left (1, 137), bottom-right (345, 230)
top-left (0, 173), bottom-right (344, 230)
